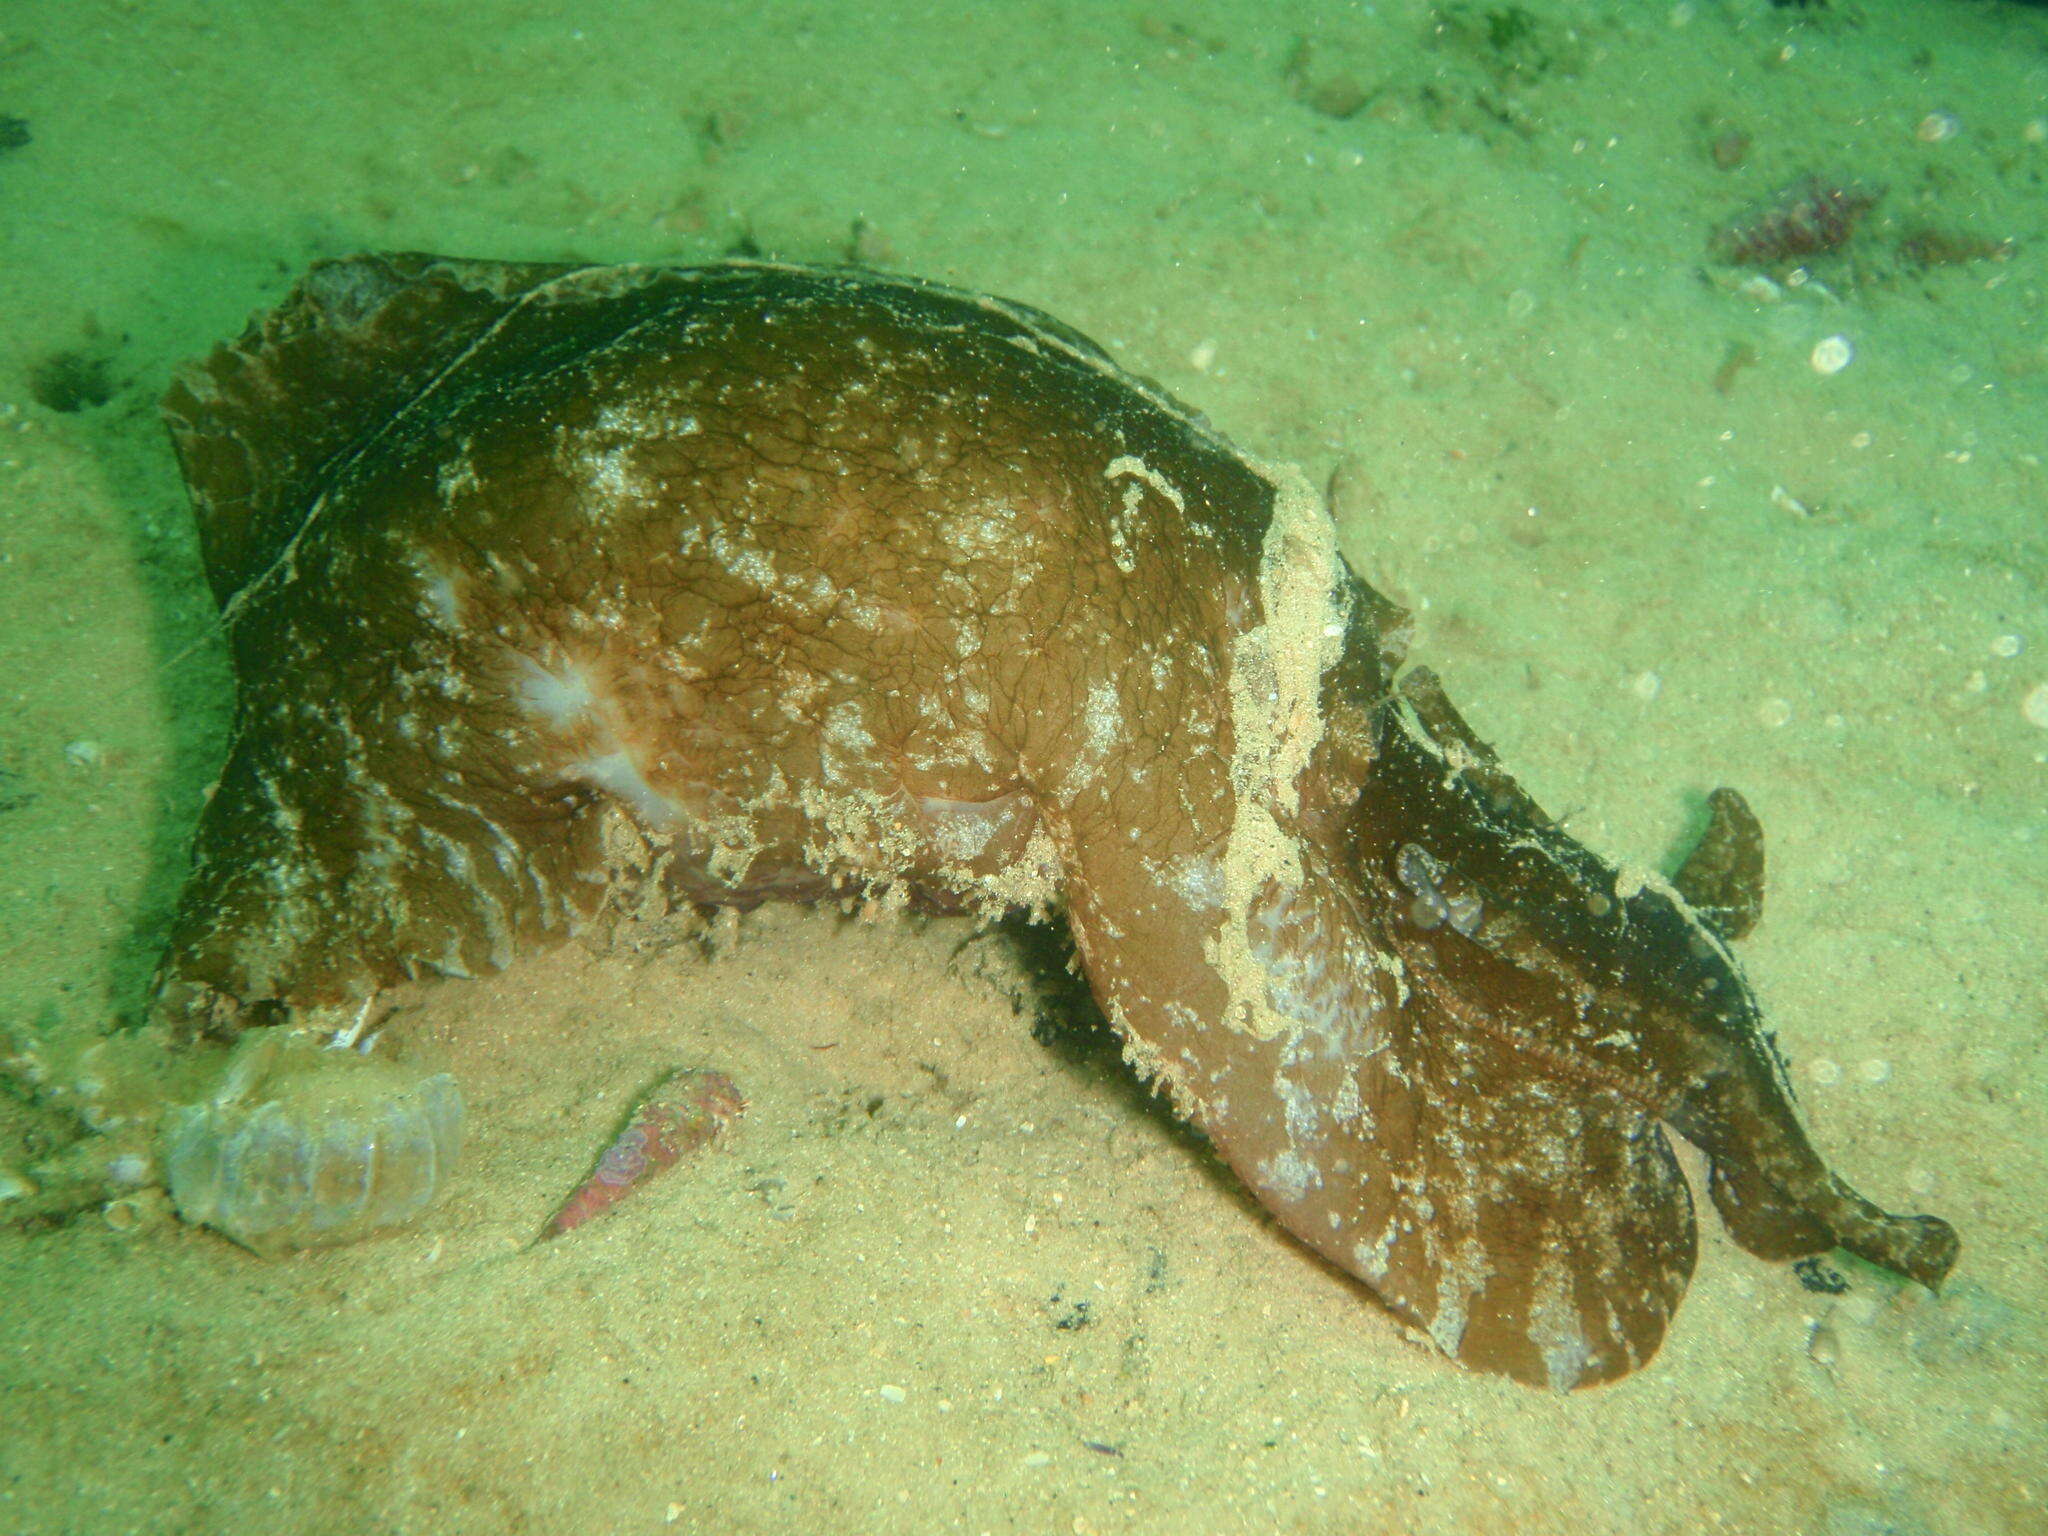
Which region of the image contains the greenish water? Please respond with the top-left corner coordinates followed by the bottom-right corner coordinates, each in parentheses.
top-left (1, 3), bottom-right (2041, 1532)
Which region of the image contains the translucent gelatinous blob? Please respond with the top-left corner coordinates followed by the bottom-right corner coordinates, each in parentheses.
top-left (1394, 842), bottom-right (1483, 937)
top-left (162, 1032), bottom-right (463, 1254)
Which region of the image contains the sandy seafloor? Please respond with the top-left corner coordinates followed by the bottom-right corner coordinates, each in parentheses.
top-left (0, 2), bottom-right (2044, 1532)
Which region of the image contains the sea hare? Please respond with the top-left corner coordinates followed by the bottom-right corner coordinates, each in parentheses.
top-left (117, 256), bottom-right (1955, 1384)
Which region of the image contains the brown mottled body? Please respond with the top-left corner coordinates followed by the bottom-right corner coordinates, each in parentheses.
top-left (1709, 174), bottom-right (1881, 267)
top-left (152, 256), bottom-right (1953, 1386)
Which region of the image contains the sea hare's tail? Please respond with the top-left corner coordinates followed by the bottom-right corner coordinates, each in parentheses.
top-left (1706, 1153), bottom-right (1959, 1290)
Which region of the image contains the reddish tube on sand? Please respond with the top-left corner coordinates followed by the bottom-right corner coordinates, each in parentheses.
top-left (541, 1067), bottom-right (745, 1239)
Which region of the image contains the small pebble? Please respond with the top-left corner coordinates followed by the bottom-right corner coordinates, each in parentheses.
top-left (1806, 1317), bottom-right (1841, 1369)
top-left (102, 1195), bottom-right (153, 1234)
top-left (63, 739), bottom-right (103, 769)
top-left (1757, 697), bottom-right (1793, 728)
top-left (1916, 110), bottom-right (1961, 144)
top-left (2021, 681), bottom-right (2048, 729)
top-left (1810, 335), bottom-right (1853, 376)
top-left (1989, 634), bottom-right (2021, 659)
top-left (1631, 670), bottom-right (1662, 701)
top-left (878, 1383), bottom-right (907, 1404)
top-left (1769, 485), bottom-right (1810, 519)
top-left (1305, 74), bottom-right (1369, 120)
top-left (1858, 1058), bottom-right (1892, 1085)
top-left (1808, 1057), bottom-right (1843, 1086)
top-left (1188, 339), bottom-right (1217, 373)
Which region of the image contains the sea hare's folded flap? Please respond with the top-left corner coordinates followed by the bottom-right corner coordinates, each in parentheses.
top-left (1332, 668), bottom-right (1956, 1384)
top-left (163, 254), bottom-right (587, 608)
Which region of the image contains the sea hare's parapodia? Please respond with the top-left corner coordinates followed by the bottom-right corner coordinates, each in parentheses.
top-left (130, 256), bottom-right (1956, 1383)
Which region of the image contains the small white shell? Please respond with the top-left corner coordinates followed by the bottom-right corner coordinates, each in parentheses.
top-left (162, 1032), bottom-right (463, 1254)
top-left (1810, 335), bottom-right (1853, 376)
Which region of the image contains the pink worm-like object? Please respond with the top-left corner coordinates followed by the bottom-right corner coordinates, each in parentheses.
top-left (542, 1068), bottom-right (745, 1239)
